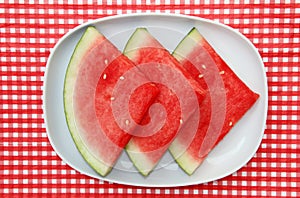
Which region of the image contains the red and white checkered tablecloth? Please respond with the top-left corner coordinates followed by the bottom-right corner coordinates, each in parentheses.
top-left (1, 0), bottom-right (299, 197)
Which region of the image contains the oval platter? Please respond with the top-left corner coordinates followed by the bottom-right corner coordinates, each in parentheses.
top-left (43, 13), bottom-right (268, 187)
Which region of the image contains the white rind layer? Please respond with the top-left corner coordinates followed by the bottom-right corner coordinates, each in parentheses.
top-left (169, 28), bottom-right (203, 175)
top-left (126, 140), bottom-right (155, 176)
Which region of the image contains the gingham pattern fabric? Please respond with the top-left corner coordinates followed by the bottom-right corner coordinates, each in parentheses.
top-left (1, 1), bottom-right (299, 197)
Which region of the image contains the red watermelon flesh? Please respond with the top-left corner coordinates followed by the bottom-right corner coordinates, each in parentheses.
top-left (123, 28), bottom-right (206, 176)
top-left (169, 28), bottom-right (259, 175)
top-left (94, 55), bottom-right (159, 147)
top-left (64, 27), bottom-right (159, 176)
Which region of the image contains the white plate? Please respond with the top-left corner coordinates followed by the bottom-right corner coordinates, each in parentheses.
top-left (43, 13), bottom-right (268, 187)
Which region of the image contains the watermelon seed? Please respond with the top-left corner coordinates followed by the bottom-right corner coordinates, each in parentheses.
top-left (202, 64), bottom-right (206, 69)
top-left (103, 73), bottom-right (107, 79)
top-left (180, 119), bottom-right (183, 124)
top-left (104, 59), bottom-right (108, 65)
top-left (119, 76), bottom-right (125, 80)
top-left (110, 96), bottom-right (115, 101)
top-left (229, 121), bottom-right (233, 126)
top-left (219, 71), bottom-right (225, 75)
top-left (125, 119), bottom-right (130, 125)
top-left (198, 74), bottom-right (204, 78)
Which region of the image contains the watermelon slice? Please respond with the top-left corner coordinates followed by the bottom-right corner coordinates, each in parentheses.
top-left (123, 28), bottom-right (206, 176)
top-left (169, 28), bottom-right (260, 175)
top-left (64, 27), bottom-right (159, 176)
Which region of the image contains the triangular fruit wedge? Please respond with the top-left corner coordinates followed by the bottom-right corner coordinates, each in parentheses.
top-left (169, 27), bottom-right (259, 175)
top-left (123, 28), bottom-right (206, 176)
top-left (64, 27), bottom-right (159, 176)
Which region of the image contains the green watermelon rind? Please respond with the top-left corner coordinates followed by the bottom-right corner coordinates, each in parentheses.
top-left (169, 28), bottom-right (203, 176)
top-left (172, 27), bottom-right (203, 62)
top-left (169, 139), bottom-right (199, 176)
top-left (125, 142), bottom-right (156, 177)
top-left (63, 26), bottom-right (112, 176)
top-left (123, 27), bottom-right (149, 60)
